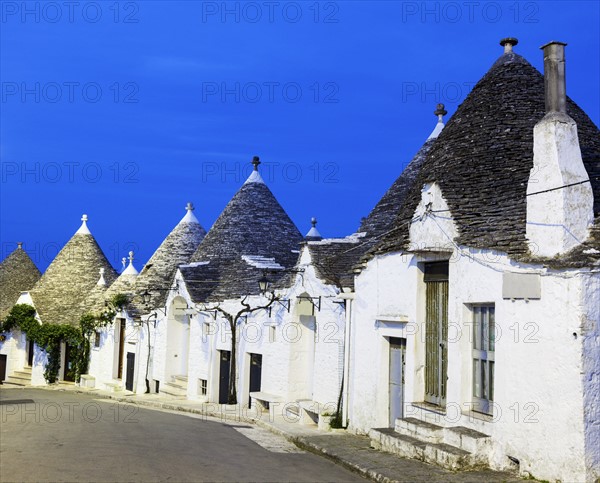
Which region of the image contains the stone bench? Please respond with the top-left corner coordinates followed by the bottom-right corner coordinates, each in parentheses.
top-left (249, 392), bottom-right (283, 419)
top-left (297, 399), bottom-right (338, 428)
top-left (79, 374), bottom-right (95, 389)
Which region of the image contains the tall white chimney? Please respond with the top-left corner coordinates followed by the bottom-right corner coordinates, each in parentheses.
top-left (526, 41), bottom-right (594, 258)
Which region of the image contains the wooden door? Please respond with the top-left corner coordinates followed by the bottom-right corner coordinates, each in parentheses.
top-left (27, 339), bottom-right (34, 367)
top-left (125, 352), bottom-right (135, 391)
top-left (117, 319), bottom-right (126, 379)
top-left (0, 354), bottom-right (7, 384)
top-left (64, 343), bottom-right (75, 382)
top-left (424, 262), bottom-right (449, 407)
top-left (248, 353), bottom-right (262, 407)
top-left (218, 350), bottom-right (231, 404)
top-left (389, 337), bottom-right (406, 426)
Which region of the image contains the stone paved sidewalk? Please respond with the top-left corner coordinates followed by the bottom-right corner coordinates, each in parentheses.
top-left (8, 384), bottom-right (528, 483)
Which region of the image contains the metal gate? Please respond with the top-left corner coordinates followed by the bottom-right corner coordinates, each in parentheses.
top-left (424, 262), bottom-right (449, 407)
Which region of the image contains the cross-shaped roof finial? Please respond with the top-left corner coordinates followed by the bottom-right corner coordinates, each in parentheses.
top-left (186, 202), bottom-right (194, 212)
top-left (81, 214), bottom-right (88, 223)
top-left (252, 156), bottom-right (261, 171)
top-left (128, 251), bottom-right (134, 263)
top-left (311, 217), bottom-right (317, 227)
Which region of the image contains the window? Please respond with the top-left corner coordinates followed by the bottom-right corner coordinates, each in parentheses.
top-left (472, 305), bottom-right (495, 414)
top-left (94, 331), bottom-right (101, 348)
top-left (270, 326), bottom-right (276, 343)
top-left (199, 379), bottom-right (207, 396)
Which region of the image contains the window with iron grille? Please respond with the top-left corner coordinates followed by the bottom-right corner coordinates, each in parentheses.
top-left (199, 379), bottom-right (207, 396)
top-left (472, 305), bottom-right (495, 414)
top-left (94, 331), bottom-right (101, 348)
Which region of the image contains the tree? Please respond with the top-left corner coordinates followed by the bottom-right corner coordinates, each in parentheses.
top-left (201, 292), bottom-right (279, 405)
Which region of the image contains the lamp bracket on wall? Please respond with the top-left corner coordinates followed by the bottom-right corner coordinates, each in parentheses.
top-left (297, 295), bottom-right (321, 315)
top-left (268, 298), bottom-right (291, 317)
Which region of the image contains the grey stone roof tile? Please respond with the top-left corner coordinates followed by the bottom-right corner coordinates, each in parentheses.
top-left (373, 50), bottom-right (600, 266)
top-left (0, 244), bottom-right (41, 320)
top-left (133, 208), bottom-right (206, 311)
top-left (183, 164), bottom-right (303, 302)
top-left (30, 226), bottom-right (118, 326)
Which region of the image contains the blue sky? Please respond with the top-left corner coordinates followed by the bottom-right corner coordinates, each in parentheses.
top-left (1, 0), bottom-right (599, 271)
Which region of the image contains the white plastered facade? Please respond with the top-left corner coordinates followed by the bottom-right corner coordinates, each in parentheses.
top-left (348, 182), bottom-right (600, 482)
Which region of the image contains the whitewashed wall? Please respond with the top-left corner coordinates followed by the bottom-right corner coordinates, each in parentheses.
top-left (170, 247), bottom-right (346, 421)
top-left (87, 310), bottom-right (148, 393)
top-left (581, 272), bottom-right (600, 482)
top-left (348, 183), bottom-right (597, 482)
top-left (0, 330), bottom-right (26, 380)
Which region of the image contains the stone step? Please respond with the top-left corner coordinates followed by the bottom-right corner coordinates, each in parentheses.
top-left (104, 382), bottom-right (124, 393)
top-left (1, 380), bottom-right (27, 387)
top-left (160, 382), bottom-right (187, 398)
top-left (4, 373), bottom-right (32, 386)
top-left (444, 425), bottom-right (491, 454)
top-left (395, 417), bottom-right (444, 443)
top-left (370, 428), bottom-right (486, 471)
top-left (395, 417), bottom-right (491, 454)
top-left (173, 375), bottom-right (188, 384)
top-left (12, 373), bottom-right (33, 381)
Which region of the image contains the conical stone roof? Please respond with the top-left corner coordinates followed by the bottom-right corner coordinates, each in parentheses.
top-left (30, 215), bottom-right (118, 326)
top-left (303, 107), bottom-right (447, 290)
top-left (0, 243), bottom-right (42, 320)
top-left (375, 41), bottom-right (600, 262)
top-left (134, 203), bottom-right (206, 310)
top-left (359, 104), bottom-right (447, 241)
top-left (182, 157), bottom-right (303, 302)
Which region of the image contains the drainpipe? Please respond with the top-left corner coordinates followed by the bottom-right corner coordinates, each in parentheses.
top-left (339, 290), bottom-right (355, 426)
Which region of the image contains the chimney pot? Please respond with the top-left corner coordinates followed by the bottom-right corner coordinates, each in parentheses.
top-left (500, 37), bottom-right (518, 54)
top-left (541, 41), bottom-right (568, 115)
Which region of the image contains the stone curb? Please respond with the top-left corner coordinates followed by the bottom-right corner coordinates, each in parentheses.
top-left (287, 436), bottom-right (399, 483)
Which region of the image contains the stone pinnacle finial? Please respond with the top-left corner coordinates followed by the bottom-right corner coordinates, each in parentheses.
top-left (122, 257), bottom-right (127, 270)
top-left (17, 242), bottom-right (23, 249)
top-left (128, 251), bottom-right (134, 263)
top-left (186, 202), bottom-right (194, 212)
top-left (500, 37), bottom-right (518, 54)
top-left (434, 103), bottom-right (447, 121)
top-left (252, 156), bottom-right (261, 171)
top-left (305, 216), bottom-right (322, 240)
top-left (76, 213), bottom-right (91, 234)
top-left (97, 267), bottom-right (106, 286)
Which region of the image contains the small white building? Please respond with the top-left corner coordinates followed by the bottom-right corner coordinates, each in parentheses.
top-left (0, 242), bottom-right (41, 385)
top-left (86, 203), bottom-right (206, 394)
top-left (1, 215), bottom-right (118, 386)
top-left (347, 39), bottom-right (600, 483)
top-left (158, 158), bottom-right (304, 408)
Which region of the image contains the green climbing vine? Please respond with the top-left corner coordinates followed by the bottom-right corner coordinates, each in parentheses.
top-left (0, 294), bottom-right (129, 384)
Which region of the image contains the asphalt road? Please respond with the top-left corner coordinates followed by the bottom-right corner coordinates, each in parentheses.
top-left (0, 388), bottom-right (365, 482)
